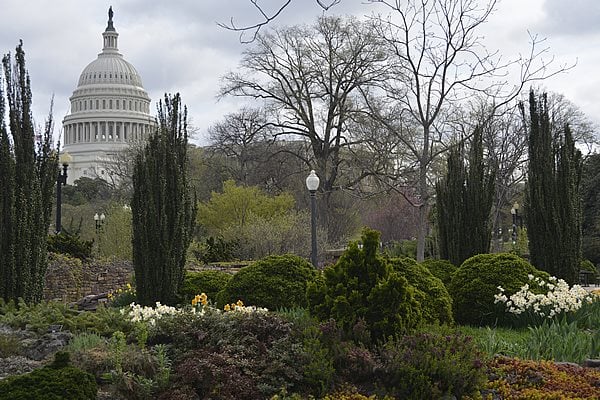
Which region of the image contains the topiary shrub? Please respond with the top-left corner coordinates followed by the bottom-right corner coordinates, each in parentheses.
top-left (389, 257), bottom-right (453, 325)
top-left (217, 254), bottom-right (318, 310)
top-left (179, 270), bottom-right (232, 304)
top-left (0, 351), bottom-right (97, 400)
top-left (307, 228), bottom-right (422, 344)
top-left (448, 253), bottom-right (550, 326)
top-left (420, 259), bottom-right (457, 288)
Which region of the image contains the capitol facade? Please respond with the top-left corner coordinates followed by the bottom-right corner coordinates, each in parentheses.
top-left (62, 7), bottom-right (155, 185)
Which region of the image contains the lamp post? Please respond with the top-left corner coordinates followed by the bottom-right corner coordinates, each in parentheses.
top-left (55, 152), bottom-right (72, 234)
top-left (306, 170), bottom-right (320, 267)
top-left (511, 202), bottom-right (519, 244)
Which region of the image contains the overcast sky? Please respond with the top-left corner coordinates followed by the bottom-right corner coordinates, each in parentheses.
top-left (1, 0), bottom-right (599, 146)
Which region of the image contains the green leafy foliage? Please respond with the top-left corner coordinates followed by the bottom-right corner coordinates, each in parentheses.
top-left (388, 257), bottom-right (453, 325)
top-left (308, 228), bottom-right (422, 344)
top-left (0, 42), bottom-right (58, 303)
top-left (198, 179), bottom-right (294, 234)
top-left (217, 254), bottom-right (318, 310)
top-left (179, 270), bottom-right (232, 304)
top-left (420, 258), bottom-right (456, 288)
top-left (0, 352), bottom-right (97, 400)
top-left (47, 232), bottom-right (93, 260)
top-left (132, 93), bottom-right (196, 306)
top-left (97, 204), bottom-right (133, 260)
top-left (448, 253), bottom-right (549, 326)
top-left (525, 319), bottom-right (600, 363)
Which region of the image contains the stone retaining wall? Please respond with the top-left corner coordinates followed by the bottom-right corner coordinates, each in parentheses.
top-left (43, 253), bottom-right (133, 302)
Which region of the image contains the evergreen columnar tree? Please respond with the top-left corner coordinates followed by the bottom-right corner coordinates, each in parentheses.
top-left (0, 42), bottom-right (58, 302)
top-left (524, 91), bottom-right (582, 284)
top-left (436, 126), bottom-right (495, 266)
top-left (132, 93), bottom-right (196, 306)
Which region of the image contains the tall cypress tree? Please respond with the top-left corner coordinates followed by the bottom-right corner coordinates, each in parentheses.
top-left (525, 91), bottom-right (582, 284)
top-left (132, 93), bottom-right (196, 306)
top-left (0, 42), bottom-right (58, 302)
top-left (436, 126), bottom-right (495, 266)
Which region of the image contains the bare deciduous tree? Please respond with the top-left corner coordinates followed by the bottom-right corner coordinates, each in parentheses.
top-left (219, 16), bottom-right (388, 241)
top-left (364, 0), bottom-right (570, 261)
top-left (207, 107), bottom-right (272, 185)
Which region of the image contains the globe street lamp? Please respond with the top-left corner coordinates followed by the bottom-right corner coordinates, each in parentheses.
top-left (511, 202), bottom-right (519, 244)
top-left (55, 152), bottom-right (72, 234)
top-left (94, 212), bottom-right (106, 232)
top-left (306, 170), bottom-right (320, 267)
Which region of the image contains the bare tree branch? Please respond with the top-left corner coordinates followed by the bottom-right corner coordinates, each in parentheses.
top-left (219, 0), bottom-right (342, 43)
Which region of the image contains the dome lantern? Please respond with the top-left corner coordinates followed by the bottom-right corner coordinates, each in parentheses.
top-left (102, 6), bottom-right (119, 53)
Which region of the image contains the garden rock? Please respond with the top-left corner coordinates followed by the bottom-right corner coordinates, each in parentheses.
top-left (582, 359), bottom-right (600, 369)
top-left (71, 292), bottom-right (109, 311)
top-left (23, 330), bottom-right (73, 361)
top-left (0, 356), bottom-right (42, 380)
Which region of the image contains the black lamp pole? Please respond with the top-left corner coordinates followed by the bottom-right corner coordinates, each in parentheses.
top-left (511, 203), bottom-right (519, 244)
top-left (56, 162), bottom-right (68, 234)
top-left (306, 170), bottom-right (320, 268)
top-left (310, 189), bottom-right (317, 267)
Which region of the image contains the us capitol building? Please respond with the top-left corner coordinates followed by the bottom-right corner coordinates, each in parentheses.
top-left (62, 7), bottom-right (155, 184)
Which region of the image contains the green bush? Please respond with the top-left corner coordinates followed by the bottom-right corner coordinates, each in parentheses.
top-left (389, 257), bottom-right (453, 325)
top-left (308, 228), bottom-right (422, 344)
top-left (0, 352), bottom-right (97, 400)
top-left (0, 298), bottom-right (134, 337)
top-left (580, 259), bottom-right (598, 277)
top-left (448, 253), bottom-right (549, 326)
top-left (179, 270), bottom-right (232, 304)
top-left (420, 259), bottom-right (456, 288)
top-left (217, 254), bottom-right (318, 310)
top-left (47, 232), bottom-right (93, 260)
top-left (376, 332), bottom-right (486, 399)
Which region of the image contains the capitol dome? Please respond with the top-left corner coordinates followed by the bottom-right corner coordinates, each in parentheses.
top-left (62, 7), bottom-right (155, 185)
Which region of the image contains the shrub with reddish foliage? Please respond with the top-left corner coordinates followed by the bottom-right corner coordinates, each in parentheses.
top-left (481, 356), bottom-right (600, 400)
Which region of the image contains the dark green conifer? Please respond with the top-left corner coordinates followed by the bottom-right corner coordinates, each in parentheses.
top-left (525, 91), bottom-right (582, 284)
top-left (131, 93), bottom-right (196, 305)
top-left (436, 126), bottom-right (495, 266)
top-left (0, 42), bottom-right (58, 302)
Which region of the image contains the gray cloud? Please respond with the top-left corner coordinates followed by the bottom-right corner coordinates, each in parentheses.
top-left (538, 0), bottom-right (600, 35)
top-left (1, 0), bottom-right (599, 145)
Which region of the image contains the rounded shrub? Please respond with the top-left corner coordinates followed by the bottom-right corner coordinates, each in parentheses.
top-left (179, 270), bottom-right (232, 304)
top-left (420, 259), bottom-right (457, 288)
top-left (217, 254), bottom-right (318, 310)
top-left (448, 253), bottom-right (549, 326)
top-left (389, 257), bottom-right (454, 325)
top-left (0, 352), bottom-right (97, 400)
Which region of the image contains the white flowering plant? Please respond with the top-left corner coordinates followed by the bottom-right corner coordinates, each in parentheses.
top-left (121, 295), bottom-right (269, 329)
top-left (494, 274), bottom-right (597, 327)
top-left (121, 302), bottom-right (181, 327)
